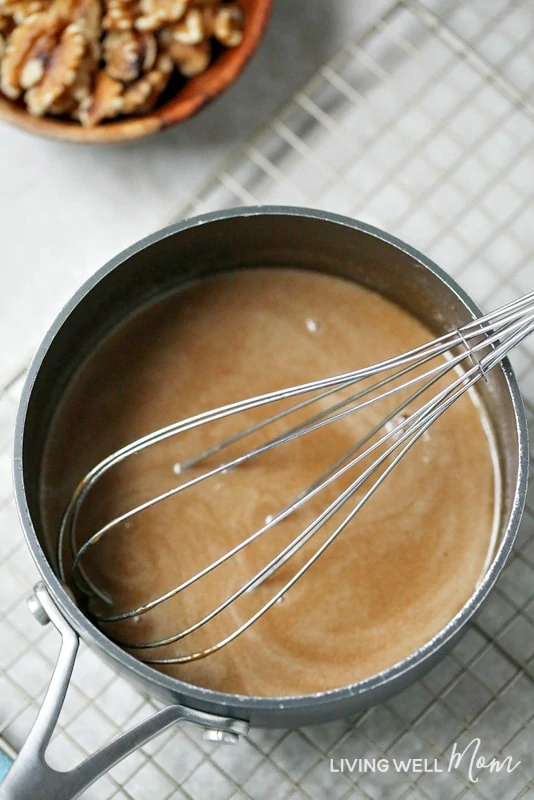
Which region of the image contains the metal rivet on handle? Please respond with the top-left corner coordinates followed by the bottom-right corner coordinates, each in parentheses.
top-left (26, 592), bottom-right (50, 626)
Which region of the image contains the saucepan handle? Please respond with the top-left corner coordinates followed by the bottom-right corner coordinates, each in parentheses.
top-left (0, 582), bottom-right (248, 800)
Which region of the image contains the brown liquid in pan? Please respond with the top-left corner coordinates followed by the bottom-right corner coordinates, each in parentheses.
top-left (41, 269), bottom-right (498, 696)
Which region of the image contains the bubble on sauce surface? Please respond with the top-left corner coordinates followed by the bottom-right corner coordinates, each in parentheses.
top-left (305, 318), bottom-right (321, 333)
top-left (384, 414), bottom-right (409, 440)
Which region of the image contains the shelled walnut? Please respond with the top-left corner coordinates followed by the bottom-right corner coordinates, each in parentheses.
top-left (0, 0), bottom-right (245, 126)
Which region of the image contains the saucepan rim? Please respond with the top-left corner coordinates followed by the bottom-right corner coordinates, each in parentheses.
top-left (12, 205), bottom-right (530, 716)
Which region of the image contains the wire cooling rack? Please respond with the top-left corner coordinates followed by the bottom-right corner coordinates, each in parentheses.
top-left (1, 0), bottom-right (533, 798)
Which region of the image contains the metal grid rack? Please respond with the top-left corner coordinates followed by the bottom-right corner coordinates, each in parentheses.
top-left (1, 0), bottom-right (533, 797)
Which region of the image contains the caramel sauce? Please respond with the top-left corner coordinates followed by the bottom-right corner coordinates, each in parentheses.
top-left (41, 269), bottom-right (498, 696)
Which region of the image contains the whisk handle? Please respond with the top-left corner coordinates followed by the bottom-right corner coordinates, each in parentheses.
top-left (0, 583), bottom-right (248, 800)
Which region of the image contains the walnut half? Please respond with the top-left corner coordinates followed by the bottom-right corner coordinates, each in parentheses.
top-left (103, 29), bottom-right (157, 82)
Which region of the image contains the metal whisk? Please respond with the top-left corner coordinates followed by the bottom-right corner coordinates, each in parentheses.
top-left (57, 291), bottom-right (534, 663)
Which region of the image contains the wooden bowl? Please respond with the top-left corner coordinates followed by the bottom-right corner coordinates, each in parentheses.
top-left (0, 0), bottom-right (271, 144)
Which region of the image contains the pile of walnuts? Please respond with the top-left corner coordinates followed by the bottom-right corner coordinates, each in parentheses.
top-left (0, 0), bottom-right (244, 126)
